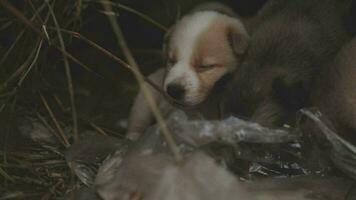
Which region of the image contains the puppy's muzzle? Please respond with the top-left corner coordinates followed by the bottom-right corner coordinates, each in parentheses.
top-left (166, 84), bottom-right (186, 100)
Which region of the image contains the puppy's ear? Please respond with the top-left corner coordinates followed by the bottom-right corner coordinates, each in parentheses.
top-left (227, 20), bottom-right (249, 56)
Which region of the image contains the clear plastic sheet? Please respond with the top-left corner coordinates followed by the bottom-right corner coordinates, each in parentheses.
top-left (163, 110), bottom-right (298, 147)
top-left (300, 108), bottom-right (356, 180)
top-left (65, 131), bottom-right (131, 186)
top-left (95, 151), bottom-right (353, 200)
top-left (128, 111), bottom-right (308, 178)
top-left (18, 117), bottom-right (69, 148)
top-left (64, 109), bottom-right (356, 199)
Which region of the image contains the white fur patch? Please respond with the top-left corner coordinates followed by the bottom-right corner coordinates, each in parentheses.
top-left (164, 11), bottom-right (221, 103)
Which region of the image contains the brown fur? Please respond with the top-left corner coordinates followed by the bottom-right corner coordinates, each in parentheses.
top-left (313, 38), bottom-right (356, 140)
top-left (191, 20), bottom-right (246, 103)
top-left (223, 0), bottom-right (352, 128)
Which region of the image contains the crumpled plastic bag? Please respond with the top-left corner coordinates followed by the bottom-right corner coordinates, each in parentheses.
top-left (300, 108), bottom-right (356, 180)
top-left (95, 151), bottom-right (251, 200)
top-left (95, 150), bottom-right (353, 200)
top-left (66, 131), bottom-right (131, 186)
top-left (130, 110), bottom-right (298, 157)
top-left (157, 110), bottom-right (298, 147)
top-left (18, 117), bottom-right (70, 148)
top-left (95, 151), bottom-right (248, 200)
top-left (93, 110), bottom-right (353, 200)
top-left (68, 109), bottom-right (356, 200)
top-left (70, 110), bottom-right (308, 188)
top-left (131, 111), bottom-right (307, 177)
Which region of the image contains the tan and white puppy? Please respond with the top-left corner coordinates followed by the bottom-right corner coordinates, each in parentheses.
top-left (164, 5), bottom-right (249, 106)
top-left (126, 2), bottom-right (249, 140)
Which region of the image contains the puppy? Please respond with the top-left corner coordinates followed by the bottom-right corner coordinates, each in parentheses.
top-left (225, 0), bottom-right (352, 128)
top-left (312, 37), bottom-right (356, 141)
top-left (126, 2), bottom-right (250, 140)
top-left (163, 4), bottom-right (249, 107)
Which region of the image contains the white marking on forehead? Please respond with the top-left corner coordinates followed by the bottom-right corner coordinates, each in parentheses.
top-left (164, 12), bottom-right (221, 91)
top-left (164, 61), bottom-right (200, 95)
top-left (173, 11), bottom-right (221, 62)
top-left (164, 11), bottom-right (230, 105)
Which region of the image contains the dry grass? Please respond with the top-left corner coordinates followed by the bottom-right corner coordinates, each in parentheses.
top-left (0, 0), bottom-right (178, 198)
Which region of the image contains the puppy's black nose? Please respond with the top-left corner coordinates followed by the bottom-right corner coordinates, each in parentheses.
top-left (166, 84), bottom-right (185, 100)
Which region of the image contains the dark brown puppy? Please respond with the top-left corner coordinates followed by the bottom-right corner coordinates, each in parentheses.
top-left (224, 0), bottom-right (352, 128)
top-left (312, 38), bottom-right (356, 140)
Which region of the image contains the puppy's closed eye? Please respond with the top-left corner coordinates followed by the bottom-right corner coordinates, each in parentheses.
top-left (196, 64), bottom-right (219, 72)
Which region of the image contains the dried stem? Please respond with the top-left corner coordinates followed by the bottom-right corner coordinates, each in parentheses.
top-left (1, 38), bottom-right (42, 89)
top-left (48, 28), bottom-right (171, 100)
top-left (45, 0), bottom-right (79, 141)
top-left (1, 0), bottom-right (183, 162)
top-left (0, 0), bottom-right (169, 103)
top-left (97, 0), bottom-right (167, 31)
top-left (101, 0), bottom-right (182, 163)
top-left (90, 123), bottom-right (108, 136)
top-left (0, 166), bottom-right (14, 182)
top-left (39, 93), bottom-right (70, 148)
top-left (77, 0), bottom-right (83, 17)
top-left (18, 39), bottom-right (44, 86)
top-left (52, 45), bottom-right (96, 74)
top-left (0, 0), bottom-right (41, 35)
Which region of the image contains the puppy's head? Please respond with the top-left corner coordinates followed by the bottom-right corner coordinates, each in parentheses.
top-left (163, 10), bottom-right (249, 107)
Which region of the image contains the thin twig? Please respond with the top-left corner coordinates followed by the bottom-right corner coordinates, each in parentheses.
top-left (52, 46), bottom-right (97, 74)
top-left (0, 0), bottom-right (41, 35)
top-left (45, 0), bottom-right (79, 141)
top-left (28, 0), bottom-right (45, 25)
top-left (47, 27), bottom-right (170, 101)
top-left (30, 0), bottom-right (91, 76)
top-left (90, 123), bottom-right (108, 135)
top-left (0, 166), bottom-right (15, 182)
top-left (1, 38), bottom-right (42, 89)
top-left (2, 2), bottom-right (185, 162)
top-left (39, 93), bottom-right (70, 148)
top-left (48, 27), bottom-right (198, 114)
top-left (101, 0), bottom-right (182, 163)
top-left (77, 0), bottom-right (83, 17)
top-left (0, 2), bottom-right (46, 67)
top-left (18, 39), bottom-right (44, 86)
top-left (98, 126), bottom-right (124, 138)
top-left (0, 2), bottom-right (167, 102)
top-left (0, 19), bottom-right (13, 30)
top-left (0, 29), bottom-right (25, 68)
top-left (96, 0), bottom-right (168, 31)
top-left (53, 94), bottom-right (68, 113)
top-left (36, 111), bottom-right (63, 145)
